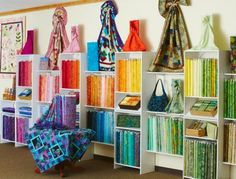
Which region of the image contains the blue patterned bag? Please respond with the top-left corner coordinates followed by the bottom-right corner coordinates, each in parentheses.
top-left (147, 79), bottom-right (169, 112)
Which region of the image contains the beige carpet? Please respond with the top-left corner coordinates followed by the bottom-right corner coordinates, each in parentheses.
top-left (0, 143), bottom-right (182, 179)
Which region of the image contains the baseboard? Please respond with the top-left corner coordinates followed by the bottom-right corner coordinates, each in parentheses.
top-left (155, 166), bottom-right (183, 176)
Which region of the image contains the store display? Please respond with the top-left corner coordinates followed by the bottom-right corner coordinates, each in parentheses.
top-left (147, 116), bottom-right (183, 155)
top-left (192, 15), bottom-right (218, 50)
top-left (186, 121), bottom-right (206, 137)
top-left (147, 79), bottom-right (168, 112)
top-left (184, 139), bottom-right (217, 179)
top-left (61, 60), bottom-right (80, 89)
top-left (185, 58), bottom-right (217, 97)
top-left (21, 30), bottom-right (34, 54)
top-left (87, 75), bottom-right (114, 108)
top-left (224, 122), bottom-right (236, 164)
top-left (64, 26), bottom-right (80, 53)
top-left (117, 114), bottom-right (140, 128)
top-left (148, 0), bottom-right (190, 72)
top-left (224, 78), bottom-right (236, 119)
top-left (87, 42), bottom-right (99, 71)
top-left (190, 100), bottom-right (217, 117)
top-left (165, 79), bottom-right (184, 114)
top-left (39, 74), bottom-right (59, 102)
top-left (116, 130), bottom-right (140, 167)
top-left (45, 7), bottom-right (69, 70)
top-left (117, 59), bottom-right (141, 93)
top-left (97, 0), bottom-right (123, 71)
top-left (18, 60), bottom-right (32, 86)
top-left (118, 96), bottom-right (140, 110)
top-left (87, 110), bottom-right (114, 144)
top-left (123, 20), bottom-right (146, 51)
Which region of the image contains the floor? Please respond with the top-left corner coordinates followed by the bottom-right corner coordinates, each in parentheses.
top-left (0, 143), bottom-right (182, 179)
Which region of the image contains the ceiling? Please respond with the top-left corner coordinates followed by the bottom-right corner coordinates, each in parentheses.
top-left (0, 0), bottom-right (78, 12)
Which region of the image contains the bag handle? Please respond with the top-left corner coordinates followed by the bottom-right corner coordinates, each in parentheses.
top-left (153, 79), bottom-right (166, 96)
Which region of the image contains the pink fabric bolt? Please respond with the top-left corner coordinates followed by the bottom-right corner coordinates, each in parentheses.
top-left (21, 30), bottom-right (34, 54)
top-left (64, 26), bottom-right (80, 53)
top-left (46, 7), bottom-right (69, 70)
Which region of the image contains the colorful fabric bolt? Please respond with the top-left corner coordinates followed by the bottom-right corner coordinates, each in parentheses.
top-left (97, 0), bottom-right (123, 71)
top-left (149, 0), bottom-right (191, 72)
top-left (3, 115), bottom-right (15, 141)
top-left (45, 7), bottom-right (69, 70)
top-left (224, 79), bottom-right (236, 119)
top-left (64, 26), bottom-right (80, 53)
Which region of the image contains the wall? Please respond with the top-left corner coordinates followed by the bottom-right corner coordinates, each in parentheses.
top-left (0, 0), bottom-right (235, 177)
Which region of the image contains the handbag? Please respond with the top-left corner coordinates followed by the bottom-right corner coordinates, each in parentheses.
top-left (147, 79), bottom-right (169, 112)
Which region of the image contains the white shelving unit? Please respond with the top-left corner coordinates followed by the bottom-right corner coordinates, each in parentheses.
top-left (114, 52), bottom-right (155, 174)
top-left (58, 53), bottom-right (86, 128)
top-left (183, 50), bottom-right (230, 179)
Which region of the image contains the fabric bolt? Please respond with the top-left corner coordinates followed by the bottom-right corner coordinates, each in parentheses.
top-left (97, 0), bottom-right (123, 71)
top-left (17, 118), bottom-right (29, 143)
top-left (45, 7), bottom-right (69, 70)
top-left (64, 26), bottom-right (80, 53)
top-left (21, 30), bottom-right (34, 54)
top-left (18, 60), bottom-right (32, 86)
top-left (148, 0), bottom-right (190, 72)
top-left (117, 114), bottom-right (140, 128)
top-left (87, 42), bottom-right (99, 71)
top-left (123, 20), bottom-right (146, 51)
top-left (3, 115), bottom-right (15, 141)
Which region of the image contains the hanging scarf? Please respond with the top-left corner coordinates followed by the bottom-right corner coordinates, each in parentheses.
top-left (46, 7), bottom-right (69, 70)
top-left (64, 25), bottom-right (81, 53)
top-left (123, 20), bottom-right (146, 51)
top-left (149, 0), bottom-right (191, 72)
top-left (97, 0), bottom-right (123, 71)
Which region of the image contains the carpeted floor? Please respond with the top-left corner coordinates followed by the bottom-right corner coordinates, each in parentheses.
top-left (0, 143), bottom-right (182, 179)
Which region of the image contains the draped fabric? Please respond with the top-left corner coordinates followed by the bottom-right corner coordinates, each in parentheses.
top-left (64, 26), bottom-right (81, 53)
top-left (123, 20), bottom-right (146, 51)
top-left (46, 7), bottom-right (69, 70)
top-left (97, 0), bottom-right (123, 71)
top-left (149, 0), bottom-right (191, 72)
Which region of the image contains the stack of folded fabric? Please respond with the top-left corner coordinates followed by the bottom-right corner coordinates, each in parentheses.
top-left (19, 106), bottom-right (32, 117)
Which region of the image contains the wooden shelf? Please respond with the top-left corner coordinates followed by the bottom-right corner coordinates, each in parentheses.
top-left (60, 88), bottom-right (80, 92)
top-left (116, 126), bottom-right (141, 132)
top-left (146, 150), bottom-right (183, 158)
top-left (185, 135), bottom-right (217, 141)
top-left (224, 118), bottom-right (236, 121)
top-left (115, 91), bottom-right (141, 95)
top-left (184, 112), bottom-right (218, 123)
top-left (1, 112), bottom-right (15, 116)
top-left (85, 105), bottom-right (114, 110)
top-left (185, 96), bottom-right (218, 100)
top-left (115, 108), bottom-right (141, 115)
top-left (222, 162), bottom-right (236, 166)
top-left (224, 73), bottom-right (236, 76)
top-left (146, 111), bottom-right (184, 118)
top-left (146, 72), bottom-right (184, 75)
top-left (115, 162), bottom-right (140, 169)
top-left (85, 71), bottom-right (115, 75)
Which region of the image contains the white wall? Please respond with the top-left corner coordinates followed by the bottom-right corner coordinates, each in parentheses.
top-left (0, 0), bottom-right (235, 177)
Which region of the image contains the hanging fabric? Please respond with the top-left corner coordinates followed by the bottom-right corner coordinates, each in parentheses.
top-left (64, 25), bottom-right (81, 53)
top-left (192, 15), bottom-right (218, 50)
top-left (148, 0), bottom-right (191, 72)
top-left (123, 20), bottom-right (146, 51)
top-left (45, 7), bottom-right (69, 70)
top-left (97, 0), bottom-right (123, 71)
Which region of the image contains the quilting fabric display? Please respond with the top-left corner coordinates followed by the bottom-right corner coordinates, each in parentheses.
top-left (61, 59), bottom-right (80, 89)
top-left (87, 110), bottom-right (114, 144)
top-left (16, 117), bottom-right (29, 144)
top-left (39, 74), bottom-right (59, 102)
top-left (3, 115), bottom-right (15, 141)
top-left (184, 139), bottom-right (217, 179)
top-left (18, 60), bottom-right (32, 86)
top-left (45, 7), bottom-right (69, 70)
top-left (35, 94), bottom-right (76, 129)
top-left (116, 130), bottom-right (140, 167)
top-left (185, 58), bottom-right (217, 97)
top-left (117, 59), bottom-right (141, 93)
top-left (230, 36), bottom-right (236, 73)
top-left (148, 0), bottom-right (190, 72)
top-left (87, 75), bottom-right (114, 108)
top-left (123, 20), bottom-right (146, 51)
top-left (224, 79), bottom-right (236, 119)
top-left (97, 0), bottom-right (123, 71)
top-left (147, 116), bottom-right (183, 155)
top-left (117, 114), bottom-right (140, 128)
top-left (224, 122), bottom-right (236, 164)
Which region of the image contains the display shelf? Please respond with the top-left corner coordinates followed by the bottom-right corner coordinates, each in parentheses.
top-left (185, 96), bottom-right (218, 100)
top-left (1, 112), bottom-right (15, 117)
top-left (16, 99), bottom-right (32, 103)
top-left (115, 126), bottom-right (141, 132)
top-left (16, 86), bottom-right (32, 89)
top-left (224, 73), bottom-right (236, 76)
top-left (1, 139), bottom-right (15, 143)
top-left (224, 118), bottom-right (236, 121)
top-left (146, 150), bottom-right (183, 158)
top-left (146, 111), bottom-right (184, 118)
top-left (183, 176), bottom-right (193, 179)
top-left (85, 70), bottom-right (115, 75)
top-left (35, 101), bottom-right (51, 104)
top-left (115, 91), bottom-right (141, 95)
top-left (114, 162), bottom-right (140, 170)
top-left (85, 105), bottom-right (114, 110)
top-left (60, 88), bottom-right (80, 92)
top-left (185, 135), bottom-right (217, 141)
top-left (36, 70), bottom-right (60, 74)
top-left (146, 72), bottom-right (184, 75)
top-left (184, 112), bottom-right (218, 123)
top-left (16, 114), bottom-right (32, 119)
top-left (115, 108), bottom-right (141, 115)
top-left (15, 142), bottom-right (27, 146)
top-left (0, 100), bottom-right (15, 103)
top-left (223, 162), bottom-right (236, 166)
top-left (92, 140), bottom-right (114, 146)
